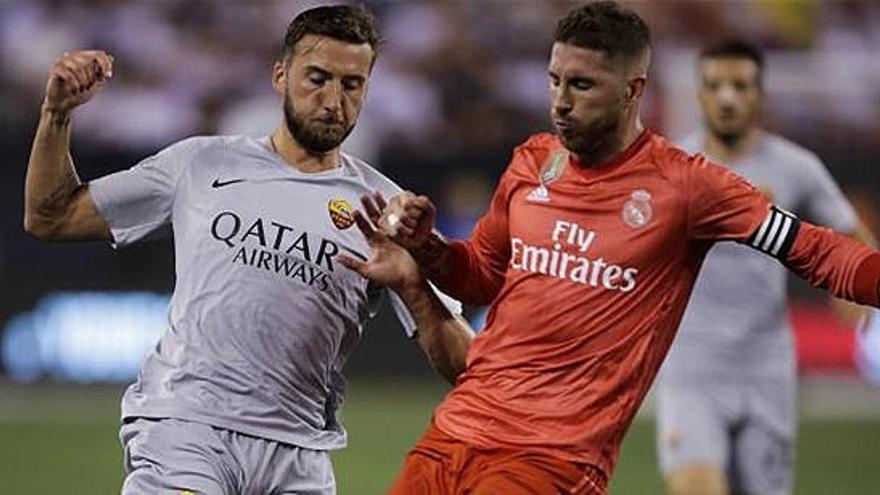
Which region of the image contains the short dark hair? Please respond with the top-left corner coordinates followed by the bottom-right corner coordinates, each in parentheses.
top-left (554, 1), bottom-right (651, 67)
top-left (281, 5), bottom-right (380, 63)
top-left (700, 39), bottom-right (765, 75)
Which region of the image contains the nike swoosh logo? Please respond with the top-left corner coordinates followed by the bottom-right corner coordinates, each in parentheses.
top-left (211, 178), bottom-right (246, 189)
top-left (341, 246), bottom-right (368, 262)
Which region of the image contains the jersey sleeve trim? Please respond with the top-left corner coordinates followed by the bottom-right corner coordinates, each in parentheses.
top-left (854, 253), bottom-right (880, 307)
top-left (746, 205), bottom-right (801, 259)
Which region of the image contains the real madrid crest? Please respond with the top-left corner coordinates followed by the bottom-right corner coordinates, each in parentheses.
top-left (328, 199), bottom-right (355, 230)
top-left (622, 189), bottom-right (653, 228)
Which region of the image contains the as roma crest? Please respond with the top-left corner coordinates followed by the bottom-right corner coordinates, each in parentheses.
top-left (328, 199), bottom-right (355, 230)
top-left (622, 189), bottom-right (653, 228)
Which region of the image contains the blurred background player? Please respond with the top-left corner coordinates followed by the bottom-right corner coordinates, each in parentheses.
top-left (656, 39), bottom-right (877, 495)
top-left (22, 5), bottom-right (469, 494)
top-left (349, 2), bottom-right (880, 494)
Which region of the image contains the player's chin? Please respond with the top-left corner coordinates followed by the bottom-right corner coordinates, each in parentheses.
top-left (304, 130), bottom-right (346, 152)
top-left (556, 132), bottom-right (590, 155)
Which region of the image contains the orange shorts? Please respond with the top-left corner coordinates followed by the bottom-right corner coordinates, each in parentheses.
top-left (388, 422), bottom-right (607, 495)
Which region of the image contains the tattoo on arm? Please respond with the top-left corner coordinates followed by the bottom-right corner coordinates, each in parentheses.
top-left (37, 165), bottom-right (82, 219)
top-left (48, 111), bottom-right (71, 128)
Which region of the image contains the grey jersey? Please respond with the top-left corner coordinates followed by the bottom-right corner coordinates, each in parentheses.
top-left (662, 130), bottom-right (857, 382)
top-left (90, 135), bottom-right (461, 450)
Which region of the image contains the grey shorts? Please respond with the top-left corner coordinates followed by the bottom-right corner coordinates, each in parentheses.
top-left (655, 377), bottom-right (796, 495)
top-left (120, 418), bottom-right (335, 495)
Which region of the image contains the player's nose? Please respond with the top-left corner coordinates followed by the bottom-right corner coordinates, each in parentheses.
top-left (319, 81), bottom-right (343, 112)
top-left (553, 94), bottom-right (573, 117)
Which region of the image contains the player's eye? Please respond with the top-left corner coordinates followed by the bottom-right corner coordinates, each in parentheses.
top-left (343, 78), bottom-right (363, 91)
top-left (308, 74), bottom-right (328, 86)
top-left (572, 79), bottom-right (594, 91)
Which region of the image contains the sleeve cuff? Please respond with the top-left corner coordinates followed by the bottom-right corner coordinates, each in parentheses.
top-left (854, 253), bottom-right (880, 307)
top-left (434, 241), bottom-right (472, 292)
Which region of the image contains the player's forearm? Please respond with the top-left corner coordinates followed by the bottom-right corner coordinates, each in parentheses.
top-left (394, 278), bottom-right (474, 384)
top-left (24, 104), bottom-right (84, 239)
top-left (409, 231), bottom-right (456, 279)
top-left (785, 222), bottom-right (880, 307)
top-left (411, 233), bottom-right (504, 305)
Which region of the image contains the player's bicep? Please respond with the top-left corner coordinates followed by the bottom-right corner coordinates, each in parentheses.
top-left (54, 186), bottom-right (113, 241)
top-left (687, 155), bottom-right (771, 243)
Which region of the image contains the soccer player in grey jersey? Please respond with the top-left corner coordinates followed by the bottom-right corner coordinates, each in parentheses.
top-left (656, 40), bottom-right (876, 495)
top-left (23, 6), bottom-right (473, 494)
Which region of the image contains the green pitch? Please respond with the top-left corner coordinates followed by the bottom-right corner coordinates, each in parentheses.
top-left (0, 380), bottom-right (878, 494)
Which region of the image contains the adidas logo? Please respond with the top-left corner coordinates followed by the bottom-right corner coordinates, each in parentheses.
top-left (526, 184), bottom-right (551, 203)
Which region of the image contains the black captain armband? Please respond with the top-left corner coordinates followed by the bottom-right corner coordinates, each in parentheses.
top-left (745, 205), bottom-right (801, 260)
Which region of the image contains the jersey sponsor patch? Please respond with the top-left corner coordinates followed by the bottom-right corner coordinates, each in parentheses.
top-left (746, 205), bottom-right (800, 259)
top-left (328, 199), bottom-right (355, 230)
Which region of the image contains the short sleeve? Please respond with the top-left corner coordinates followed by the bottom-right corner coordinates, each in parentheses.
top-left (686, 154), bottom-right (771, 243)
top-left (88, 137), bottom-right (205, 247)
top-left (799, 154), bottom-right (858, 234)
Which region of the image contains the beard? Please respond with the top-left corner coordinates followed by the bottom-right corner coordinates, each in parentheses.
top-left (713, 128), bottom-right (746, 148)
top-left (706, 106), bottom-right (754, 148)
top-left (555, 107), bottom-right (622, 164)
top-left (283, 94), bottom-right (355, 153)
top-left (707, 118), bottom-right (748, 148)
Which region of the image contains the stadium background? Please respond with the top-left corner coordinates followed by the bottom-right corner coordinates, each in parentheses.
top-left (1, 0), bottom-right (880, 493)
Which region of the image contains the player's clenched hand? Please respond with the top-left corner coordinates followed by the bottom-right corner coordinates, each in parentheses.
top-left (374, 191), bottom-right (436, 250)
top-left (44, 50), bottom-right (114, 115)
top-left (337, 194), bottom-right (423, 292)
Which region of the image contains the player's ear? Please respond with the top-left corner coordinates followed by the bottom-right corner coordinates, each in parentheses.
top-left (272, 59), bottom-right (286, 96)
top-left (625, 76), bottom-right (647, 107)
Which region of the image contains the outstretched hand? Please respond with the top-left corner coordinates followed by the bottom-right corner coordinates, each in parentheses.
top-left (337, 193), bottom-right (423, 291)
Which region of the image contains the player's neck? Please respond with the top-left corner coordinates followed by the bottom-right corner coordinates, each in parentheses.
top-left (270, 125), bottom-right (340, 173)
top-left (705, 127), bottom-right (759, 163)
top-left (573, 119), bottom-right (645, 168)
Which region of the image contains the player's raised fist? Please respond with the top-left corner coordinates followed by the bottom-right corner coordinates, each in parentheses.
top-left (44, 50), bottom-right (114, 114)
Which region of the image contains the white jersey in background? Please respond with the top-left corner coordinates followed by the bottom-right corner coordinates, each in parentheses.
top-left (90, 135), bottom-right (461, 451)
top-left (656, 130), bottom-right (859, 494)
top-left (662, 130), bottom-right (858, 383)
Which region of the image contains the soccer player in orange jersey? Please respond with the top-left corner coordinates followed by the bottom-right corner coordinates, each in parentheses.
top-left (340, 2), bottom-right (880, 493)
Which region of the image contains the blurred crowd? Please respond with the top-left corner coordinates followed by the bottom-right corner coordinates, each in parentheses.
top-left (2, 0), bottom-right (880, 322)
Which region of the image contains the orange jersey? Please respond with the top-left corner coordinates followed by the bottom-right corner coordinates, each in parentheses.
top-left (431, 131), bottom-right (877, 477)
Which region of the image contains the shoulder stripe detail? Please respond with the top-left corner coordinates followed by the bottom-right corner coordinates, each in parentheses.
top-left (747, 206), bottom-right (800, 259)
